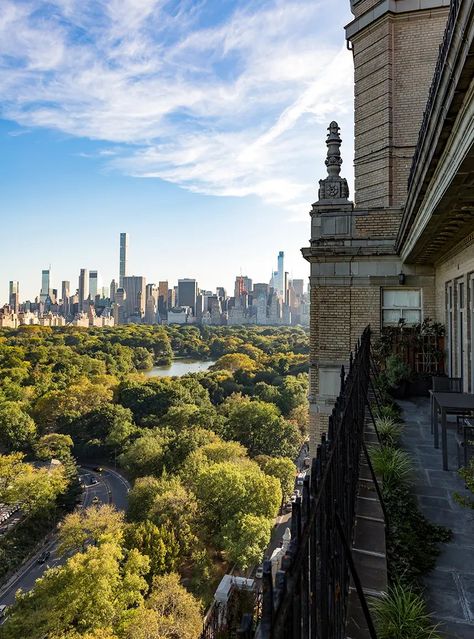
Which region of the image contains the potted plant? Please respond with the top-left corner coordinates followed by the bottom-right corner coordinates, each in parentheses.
top-left (385, 354), bottom-right (411, 399)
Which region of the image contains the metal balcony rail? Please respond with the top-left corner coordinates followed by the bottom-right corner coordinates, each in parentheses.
top-left (256, 326), bottom-right (376, 639)
top-left (408, 0), bottom-right (461, 188)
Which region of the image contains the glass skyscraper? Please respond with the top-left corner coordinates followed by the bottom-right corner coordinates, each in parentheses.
top-left (119, 233), bottom-right (129, 287)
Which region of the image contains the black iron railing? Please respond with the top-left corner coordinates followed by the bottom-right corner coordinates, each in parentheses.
top-left (256, 327), bottom-right (375, 639)
top-left (408, 0), bottom-right (461, 188)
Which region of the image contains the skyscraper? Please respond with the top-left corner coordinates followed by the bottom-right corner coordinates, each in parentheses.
top-left (119, 233), bottom-right (129, 287)
top-left (40, 269), bottom-right (50, 303)
top-left (110, 279), bottom-right (117, 303)
top-left (277, 251), bottom-right (284, 296)
top-left (145, 283), bottom-right (158, 324)
top-left (89, 270), bottom-right (99, 300)
top-left (122, 276), bottom-right (146, 321)
top-left (158, 281), bottom-right (169, 320)
top-left (178, 279), bottom-right (198, 314)
top-left (61, 281), bottom-right (70, 317)
top-left (78, 269), bottom-right (89, 311)
top-left (9, 281), bottom-right (19, 312)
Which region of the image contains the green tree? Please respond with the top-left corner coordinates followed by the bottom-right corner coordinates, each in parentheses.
top-left (0, 542), bottom-right (149, 639)
top-left (118, 430), bottom-right (170, 479)
top-left (0, 402), bottom-right (36, 451)
top-left (276, 374), bottom-right (309, 416)
top-left (221, 513), bottom-right (272, 569)
top-left (58, 505), bottom-right (125, 555)
top-left (192, 461), bottom-right (281, 539)
top-left (33, 379), bottom-right (113, 432)
top-left (122, 573), bottom-right (202, 639)
top-left (223, 397), bottom-right (301, 458)
top-left (0, 453), bottom-right (67, 513)
top-left (124, 520), bottom-right (180, 579)
top-left (211, 353), bottom-right (257, 373)
top-left (127, 476), bottom-right (163, 522)
top-left (254, 455), bottom-right (296, 500)
top-left (35, 434), bottom-right (74, 462)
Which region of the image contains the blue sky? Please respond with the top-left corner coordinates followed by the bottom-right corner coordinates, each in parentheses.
top-left (0, 0), bottom-right (354, 302)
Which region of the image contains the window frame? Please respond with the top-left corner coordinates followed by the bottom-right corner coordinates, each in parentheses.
top-left (381, 288), bottom-right (422, 327)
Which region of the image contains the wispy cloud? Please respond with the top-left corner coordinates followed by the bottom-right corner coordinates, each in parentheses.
top-left (0, 0), bottom-right (354, 211)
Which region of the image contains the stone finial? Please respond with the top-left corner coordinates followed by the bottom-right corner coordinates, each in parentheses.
top-left (325, 121), bottom-right (343, 177)
top-left (318, 121), bottom-right (349, 201)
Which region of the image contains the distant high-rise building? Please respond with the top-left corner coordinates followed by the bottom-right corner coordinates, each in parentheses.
top-left (145, 283), bottom-right (158, 324)
top-left (119, 233), bottom-right (129, 287)
top-left (253, 283), bottom-right (269, 299)
top-left (234, 276), bottom-right (252, 299)
top-left (158, 281), bottom-right (169, 320)
top-left (78, 269), bottom-right (89, 311)
top-left (89, 270), bottom-right (99, 300)
top-left (40, 269), bottom-right (50, 303)
top-left (292, 279), bottom-right (304, 297)
top-left (276, 251), bottom-right (284, 296)
top-left (122, 276), bottom-right (146, 321)
top-left (113, 287), bottom-right (126, 325)
top-left (216, 287), bottom-right (227, 299)
top-left (9, 281), bottom-right (19, 312)
top-left (61, 281), bottom-right (70, 317)
top-left (178, 279), bottom-right (198, 314)
top-left (110, 279), bottom-right (117, 303)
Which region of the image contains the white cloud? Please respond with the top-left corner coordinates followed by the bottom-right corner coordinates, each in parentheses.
top-left (0, 0), bottom-right (354, 211)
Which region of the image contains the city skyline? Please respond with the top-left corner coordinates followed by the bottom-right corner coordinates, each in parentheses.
top-left (1, 237), bottom-right (307, 305)
top-left (0, 1), bottom-right (353, 305)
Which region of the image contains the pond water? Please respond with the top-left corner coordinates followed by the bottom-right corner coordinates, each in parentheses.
top-left (145, 359), bottom-right (216, 378)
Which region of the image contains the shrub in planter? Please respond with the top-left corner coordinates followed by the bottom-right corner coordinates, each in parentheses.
top-left (377, 403), bottom-right (402, 422)
top-left (385, 356), bottom-right (411, 399)
top-left (375, 417), bottom-right (403, 447)
top-left (369, 445), bottom-right (412, 493)
top-left (371, 584), bottom-right (441, 639)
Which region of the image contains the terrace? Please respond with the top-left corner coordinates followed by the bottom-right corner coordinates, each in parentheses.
top-left (399, 397), bottom-right (474, 637)
top-left (201, 329), bottom-right (474, 638)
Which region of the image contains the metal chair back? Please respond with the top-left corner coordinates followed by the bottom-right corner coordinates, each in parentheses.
top-left (432, 376), bottom-right (462, 393)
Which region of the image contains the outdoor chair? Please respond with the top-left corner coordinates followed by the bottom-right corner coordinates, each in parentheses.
top-left (456, 418), bottom-right (474, 468)
top-left (430, 377), bottom-right (464, 434)
top-left (432, 376), bottom-right (462, 393)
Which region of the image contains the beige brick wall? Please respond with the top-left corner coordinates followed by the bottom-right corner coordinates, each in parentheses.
top-left (355, 211), bottom-right (402, 238)
top-left (351, 9), bottom-right (448, 209)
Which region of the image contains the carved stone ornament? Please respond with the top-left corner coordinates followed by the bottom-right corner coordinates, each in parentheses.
top-left (317, 121), bottom-right (349, 201)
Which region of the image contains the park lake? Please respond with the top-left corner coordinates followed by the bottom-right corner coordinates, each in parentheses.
top-left (145, 359), bottom-right (216, 377)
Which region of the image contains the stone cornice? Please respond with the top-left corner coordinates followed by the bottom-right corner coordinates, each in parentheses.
top-left (346, 0), bottom-right (450, 40)
top-left (397, 0), bottom-right (474, 259)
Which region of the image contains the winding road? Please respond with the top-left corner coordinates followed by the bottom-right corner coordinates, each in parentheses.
top-left (0, 466), bottom-right (130, 610)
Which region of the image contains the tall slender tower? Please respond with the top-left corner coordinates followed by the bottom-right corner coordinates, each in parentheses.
top-left (40, 269), bottom-right (50, 303)
top-left (89, 270), bottom-right (99, 300)
top-left (277, 251), bottom-right (284, 296)
top-left (61, 281), bottom-right (70, 318)
top-left (119, 233), bottom-right (129, 287)
top-left (78, 269), bottom-right (89, 312)
top-left (9, 281), bottom-right (19, 312)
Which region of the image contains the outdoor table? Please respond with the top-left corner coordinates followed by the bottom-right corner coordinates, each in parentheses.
top-left (431, 392), bottom-right (474, 470)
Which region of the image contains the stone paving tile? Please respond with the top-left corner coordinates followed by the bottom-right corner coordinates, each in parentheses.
top-left (398, 398), bottom-right (474, 639)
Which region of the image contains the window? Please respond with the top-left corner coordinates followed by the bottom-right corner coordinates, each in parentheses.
top-left (382, 289), bottom-right (422, 326)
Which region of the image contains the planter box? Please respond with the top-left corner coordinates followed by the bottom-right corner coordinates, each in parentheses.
top-left (407, 378), bottom-right (432, 397)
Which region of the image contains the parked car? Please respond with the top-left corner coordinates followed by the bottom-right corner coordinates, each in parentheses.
top-left (296, 472), bottom-right (305, 486)
top-left (0, 604), bottom-right (8, 619)
top-left (90, 476), bottom-right (98, 485)
top-left (255, 565), bottom-right (264, 579)
top-left (37, 550), bottom-right (50, 564)
top-left (92, 496), bottom-right (99, 504)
